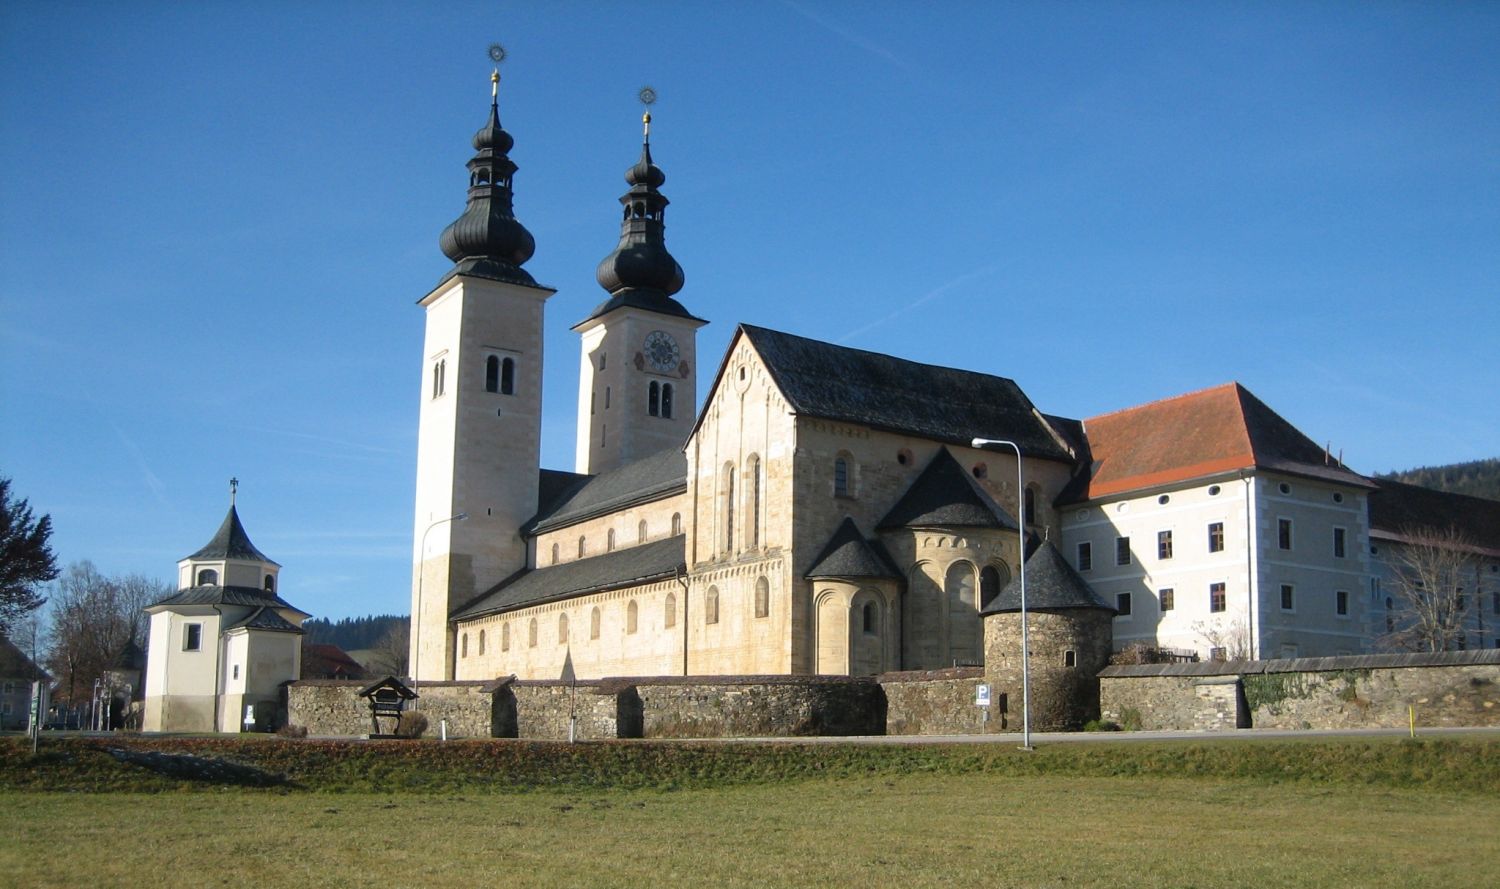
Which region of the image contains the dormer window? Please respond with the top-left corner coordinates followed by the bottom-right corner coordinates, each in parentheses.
top-left (196, 569), bottom-right (218, 586)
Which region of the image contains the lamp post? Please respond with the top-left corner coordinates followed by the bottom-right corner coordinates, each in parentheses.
top-left (413, 512), bottom-right (468, 694)
top-left (971, 438), bottom-right (1032, 750)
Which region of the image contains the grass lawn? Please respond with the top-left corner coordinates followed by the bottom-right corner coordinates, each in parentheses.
top-left (3, 773), bottom-right (1494, 888)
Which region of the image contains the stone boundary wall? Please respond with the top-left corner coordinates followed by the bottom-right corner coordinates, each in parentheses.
top-left (492, 680), bottom-right (624, 740)
top-left (879, 668), bottom-right (996, 735)
top-left (629, 675), bottom-right (884, 738)
top-left (1099, 650), bottom-right (1500, 731)
top-left (286, 680), bottom-right (494, 737)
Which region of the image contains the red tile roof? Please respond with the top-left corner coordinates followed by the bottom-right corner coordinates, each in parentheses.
top-left (1074, 382), bottom-right (1370, 500)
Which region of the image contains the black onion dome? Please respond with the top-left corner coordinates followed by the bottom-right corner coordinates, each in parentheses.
top-left (593, 139), bottom-right (684, 300)
top-left (437, 93), bottom-right (537, 287)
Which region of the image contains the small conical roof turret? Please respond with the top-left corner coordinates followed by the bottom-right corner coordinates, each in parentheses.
top-left (437, 67), bottom-right (538, 287)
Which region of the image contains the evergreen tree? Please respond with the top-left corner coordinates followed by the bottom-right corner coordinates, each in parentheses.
top-left (0, 477), bottom-right (59, 634)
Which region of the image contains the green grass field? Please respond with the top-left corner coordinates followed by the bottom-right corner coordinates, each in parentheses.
top-left (3, 735), bottom-right (1496, 887)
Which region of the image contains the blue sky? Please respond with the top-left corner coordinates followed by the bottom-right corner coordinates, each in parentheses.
top-left (3, 2), bottom-right (1496, 622)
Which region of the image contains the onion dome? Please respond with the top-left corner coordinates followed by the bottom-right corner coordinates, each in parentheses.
top-left (437, 71), bottom-right (537, 287)
top-left (582, 110), bottom-right (699, 325)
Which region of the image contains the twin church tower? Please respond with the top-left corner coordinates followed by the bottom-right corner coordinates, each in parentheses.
top-left (409, 72), bottom-right (703, 680)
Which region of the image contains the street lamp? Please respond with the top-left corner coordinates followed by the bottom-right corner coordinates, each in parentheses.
top-left (413, 512), bottom-right (468, 694)
top-left (971, 437), bottom-right (1032, 750)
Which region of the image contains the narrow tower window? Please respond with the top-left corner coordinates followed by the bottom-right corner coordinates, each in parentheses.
top-left (500, 357), bottom-right (515, 395)
top-left (648, 381), bottom-right (660, 416)
top-left (661, 383), bottom-right (674, 419)
top-left (485, 355), bottom-right (500, 393)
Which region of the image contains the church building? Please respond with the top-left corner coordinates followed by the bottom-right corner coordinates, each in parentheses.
top-left (407, 70), bottom-right (1433, 686)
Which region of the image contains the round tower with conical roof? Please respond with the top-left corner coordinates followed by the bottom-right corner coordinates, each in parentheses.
top-left (573, 100), bottom-right (706, 475)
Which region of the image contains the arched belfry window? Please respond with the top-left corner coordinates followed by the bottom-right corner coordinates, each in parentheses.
top-left (661, 383), bottom-right (674, 419)
top-left (263, 575), bottom-right (275, 593)
top-left (648, 381), bottom-right (660, 417)
top-left (485, 355), bottom-right (500, 393)
top-left (501, 357), bottom-right (516, 395)
top-left (196, 568), bottom-right (218, 586)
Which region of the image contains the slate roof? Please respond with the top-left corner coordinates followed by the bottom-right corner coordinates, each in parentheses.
top-left (453, 535), bottom-right (686, 619)
top-left (1368, 479), bottom-right (1500, 555)
top-left (0, 634), bottom-right (49, 681)
top-left (302, 643), bottom-right (369, 679)
top-left (1062, 382), bottom-right (1372, 503)
top-left (147, 584), bottom-right (306, 614)
top-left (529, 448), bottom-right (687, 533)
top-left (185, 505), bottom-right (279, 565)
top-left (981, 541), bottom-right (1115, 614)
top-left (878, 447), bottom-right (1020, 530)
top-left (224, 606), bottom-right (303, 634)
top-left (805, 517), bottom-right (901, 579)
top-left (730, 325), bottom-right (1073, 462)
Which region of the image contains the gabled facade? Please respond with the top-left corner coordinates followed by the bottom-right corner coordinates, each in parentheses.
top-left (0, 634), bottom-right (48, 731)
top-left (143, 501), bottom-right (307, 732)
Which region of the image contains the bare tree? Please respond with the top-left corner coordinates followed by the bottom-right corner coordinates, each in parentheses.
top-left (364, 621), bottom-right (410, 678)
top-left (43, 562), bottom-right (170, 703)
top-left (1381, 525), bottom-right (1479, 652)
top-left (1193, 618), bottom-right (1252, 661)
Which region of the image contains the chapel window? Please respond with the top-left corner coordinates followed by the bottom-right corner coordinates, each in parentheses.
top-left (591, 607), bottom-right (601, 640)
top-left (627, 600), bottom-right (639, 634)
top-left (754, 576), bottom-right (769, 619)
top-left (558, 613), bottom-right (569, 644)
top-left (665, 592), bottom-right (677, 628)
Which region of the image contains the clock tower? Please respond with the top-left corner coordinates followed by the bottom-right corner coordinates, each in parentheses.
top-left (574, 107), bottom-right (705, 475)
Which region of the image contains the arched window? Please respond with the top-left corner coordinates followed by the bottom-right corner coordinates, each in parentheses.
top-left (863, 602), bottom-right (876, 634)
top-left (551, 542), bottom-right (559, 565)
top-left (720, 463), bottom-right (736, 554)
top-left (1024, 486), bottom-right (1036, 525)
top-left (500, 357), bottom-right (516, 395)
top-left (432, 360), bottom-right (445, 399)
top-left (263, 575), bottom-right (275, 592)
top-left (590, 607), bottom-right (601, 640)
top-left (980, 564), bottom-right (1009, 609)
top-left (627, 600), bottom-right (639, 634)
top-left (671, 512), bottom-right (682, 536)
top-left (607, 528), bottom-right (616, 552)
top-left (665, 592), bottom-right (677, 628)
top-left (706, 586), bottom-right (720, 625)
top-left (648, 381), bottom-right (660, 416)
top-left (461, 633), bottom-right (469, 658)
top-left (946, 560), bottom-right (980, 664)
top-left (485, 355), bottom-right (500, 393)
top-left (638, 520), bottom-right (647, 544)
top-left (501, 623), bottom-right (510, 652)
top-left (746, 454), bottom-right (762, 549)
top-left (528, 618), bottom-right (538, 648)
top-left (754, 576), bottom-right (770, 619)
top-left (558, 613), bottom-right (569, 644)
top-left (196, 568), bottom-right (218, 586)
top-left (661, 383), bottom-right (674, 419)
top-left (834, 452), bottom-right (855, 497)
top-left (478, 629), bottom-right (486, 655)
top-left (578, 536), bottom-right (586, 558)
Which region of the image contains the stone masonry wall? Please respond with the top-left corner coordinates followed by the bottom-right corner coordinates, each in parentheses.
top-left (880, 668), bottom-right (996, 735)
top-left (287, 681), bottom-right (494, 737)
top-left (496, 681), bottom-right (623, 740)
top-left (1100, 651), bottom-right (1500, 732)
top-left (633, 676), bottom-right (884, 738)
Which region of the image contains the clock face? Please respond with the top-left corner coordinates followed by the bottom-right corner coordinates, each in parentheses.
top-left (643, 330), bottom-right (680, 373)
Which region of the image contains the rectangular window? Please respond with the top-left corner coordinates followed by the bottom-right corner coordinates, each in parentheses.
top-left (1159, 588), bottom-right (1174, 612)
top-left (1336, 590), bottom-right (1349, 616)
top-left (1077, 541), bottom-right (1092, 572)
top-left (1278, 518), bottom-right (1293, 550)
top-left (1208, 522), bottom-right (1225, 553)
top-left (1210, 582), bottom-right (1227, 613)
top-left (232, 664), bottom-right (240, 680)
top-left (1063, 650), bottom-right (1076, 668)
top-left (1280, 584), bottom-right (1295, 611)
top-left (1116, 536), bottom-right (1131, 566)
top-left (1333, 527), bottom-right (1346, 559)
top-left (1116, 592), bottom-right (1132, 616)
top-left (1, 682), bottom-right (12, 695)
top-left (1157, 530), bottom-right (1173, 560)
top-left (183, 623), bottom-right (202, 651)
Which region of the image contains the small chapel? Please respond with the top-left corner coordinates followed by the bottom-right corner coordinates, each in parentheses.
top-left (142, 488), bottom-right (308, 732)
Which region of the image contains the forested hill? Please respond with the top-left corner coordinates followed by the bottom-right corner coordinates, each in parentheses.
top-left (302, 614), bottom-right (405, 650)
top-left (1377, 458), bottom-right (1500, 502)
